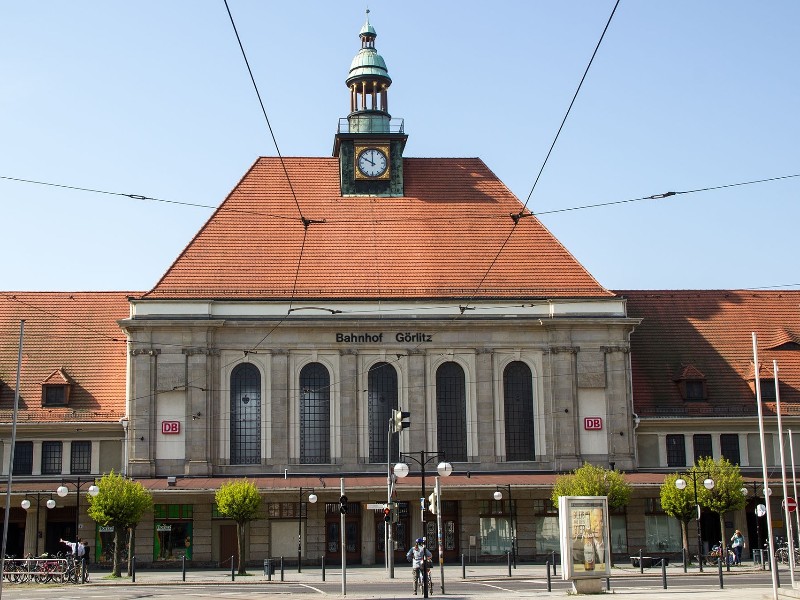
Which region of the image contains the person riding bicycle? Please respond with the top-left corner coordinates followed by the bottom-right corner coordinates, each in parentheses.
top-left (406, 537), bottom-right (432, 595)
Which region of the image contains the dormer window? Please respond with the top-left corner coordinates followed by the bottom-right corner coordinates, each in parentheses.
top-left (41, 368), bottom-right (71, 407)
top-left (674, 365), bottom-right (708, 401)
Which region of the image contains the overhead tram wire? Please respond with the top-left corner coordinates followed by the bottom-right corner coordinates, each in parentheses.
top-left (222, 0), bottom-right (307, 224)
top-left (518, 0), bottom-right (620, 215)
top-left (3, 171), bottom-right (799, 226)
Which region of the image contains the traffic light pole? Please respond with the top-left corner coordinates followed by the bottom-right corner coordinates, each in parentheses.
top-left (340, 478), bottom-right (346, 596)
top-left (387, 423), bottom-right (394, 579)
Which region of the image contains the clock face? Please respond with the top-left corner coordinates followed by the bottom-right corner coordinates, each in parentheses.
top-left (356, 148), bottom-right (388, 178)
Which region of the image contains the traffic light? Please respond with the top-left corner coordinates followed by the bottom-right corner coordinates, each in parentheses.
top-left (391, 501), bottom-right (400, 523)
top-left (339, 495), bottom-right (348, 514)
top-left (383, 504), bottom-right (391, 523)
top-left (391, 409), bottom-right (411, 433)
top-left (428, 491), bottom-right (438, 515)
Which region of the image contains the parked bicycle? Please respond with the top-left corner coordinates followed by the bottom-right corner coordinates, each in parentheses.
top-left (707, 542), bottom-right (735, 566)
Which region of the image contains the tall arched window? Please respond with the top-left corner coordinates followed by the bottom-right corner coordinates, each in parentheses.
top-left (436, 362), bottom-right (467, 462)
top-left (230, 363), bottom-right (261, 465)
top-left (503, 361), bottom-right (535, 461)
top-left (368, 362), bottom-right (398, 463)
top-left (300, 362), bottom-right (330, 464)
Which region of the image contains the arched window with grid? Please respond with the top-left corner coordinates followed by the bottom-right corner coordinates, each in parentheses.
top-left (368, 361), bottom-right (398, 463)
top-left (300, 362), bottom-right (331, 464)
top-left (503, 361), bottom-right (535, 461)
top-left (436, 361), bottom-right (467, 462)
top-left (230, 363), bottom-right (261, 465)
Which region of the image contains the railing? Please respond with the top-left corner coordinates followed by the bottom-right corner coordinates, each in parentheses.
top-left (2, 557), bottom-right (80, 584)
top-left (337, 117), bottom-right (404, 134)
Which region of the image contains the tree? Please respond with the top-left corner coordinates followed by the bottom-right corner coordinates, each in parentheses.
top-left (215, 479), bottom-right (262, 575)
top-left (660, 472), bottom-right (696, 557)
top-left (695, 457), bottom-right (745, 560)
top-left (86, 471), bottom-right (153, 577)
top-left (551, 462), bottom-right (631, 510)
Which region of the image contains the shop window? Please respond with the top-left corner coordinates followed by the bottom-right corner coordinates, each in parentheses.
top-left (666, 434), bottom-right (686, 467)
top-left (153, 504), bottom-right (193, 561)
top-left (13, 441), bottom-right (33, 475)
top-left (70, 441), bottom-right (91, 474)
top-left (610, 513), bottom-right (628, 553)
top-left (720, 434), bottom-right (740, 464)
top-left (436, 362), bottom-right (467, 462)
top-left (479, 500), bottom-right (516, 555)
top-left (230, 363), bottom-right (261, 465)
top-left (300, 363), bottom-right (330, 464)
top-left (503, 361), bottom-right (535, 461)
top-left (693, 434), bottom-right (713, 463)
top-left (368, 362), bottom-right (398, 463)
top-left (534, 514), bottom-right (560, 554)
top-left (41, 441), bottom-right (63, 475)
top-left (644, 514), bottom-right (681, 552)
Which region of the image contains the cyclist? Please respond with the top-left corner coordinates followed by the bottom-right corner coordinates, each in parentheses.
top-left (406, 537), bottom-right (432, 595)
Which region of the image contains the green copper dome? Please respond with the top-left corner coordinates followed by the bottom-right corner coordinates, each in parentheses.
top-left (346, 11), bottom-right (391, 86)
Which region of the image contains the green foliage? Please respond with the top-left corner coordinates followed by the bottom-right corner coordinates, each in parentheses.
top-left (86, 471), bottom-right (152, 577)
top-left (215, 479), bottom-right (262, 524)
top-left (87, 471), bottom-right (153, 529)
top-left (660, 473), bottom-right (696, 523)
top-left (694, 456), bottom-right (746, 515)
top-left (551, 463), bottom-right (631, 509)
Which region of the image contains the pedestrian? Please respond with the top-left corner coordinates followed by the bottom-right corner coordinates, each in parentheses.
top-left (60, 537), bottom-right (84, 558)
top-left (730, 529), bottom-right (745, 565)
top-left (406, 537), bottom-right (432, 595)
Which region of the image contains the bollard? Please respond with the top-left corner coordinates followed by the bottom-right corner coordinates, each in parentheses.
top-left (267, 559), bottom-right (272, 581)
top-left (775, 556), bottom-right (781, 588)
top-left (321, 555), bottom-right (325, 582)
top-left (280, 556), bottom-right (285, 582)
top-left (551, 551), bottom-right (557, 576)
top-left (639, 549), bottom-right (644, 574)
top-left (717, 557), bottom-right (723, 589)
top-left (132, 556), bottom-right (136, 583)
top-left (507, 551), bottom-right (512, 577)
top-left (231, 555), bottom-right (235, 581)
top-left (182, 555), bottom-right (186, 582)
top-left (662, 558), bottom-right (667, 589)
top-left (682, 547), bottom-right (687, 573)
top-left (606, 576), bottom-right (611, 591)
top-left (462, 554), bottom-right (466, 579)
top-left (546, 561), bottom-right (551, 592)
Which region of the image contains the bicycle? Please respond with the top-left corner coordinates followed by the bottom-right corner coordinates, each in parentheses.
top-left (417, 559), bottom-right (434, 596)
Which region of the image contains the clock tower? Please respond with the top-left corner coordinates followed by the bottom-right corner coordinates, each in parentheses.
top-left (333, 11), bottom-right (407, 197)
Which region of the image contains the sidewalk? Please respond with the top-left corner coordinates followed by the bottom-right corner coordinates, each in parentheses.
top-left (84, 559), bottom-right (770, 586)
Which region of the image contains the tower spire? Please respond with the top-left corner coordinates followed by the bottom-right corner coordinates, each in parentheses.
top-left (346, 8), bottom-right (391, 133)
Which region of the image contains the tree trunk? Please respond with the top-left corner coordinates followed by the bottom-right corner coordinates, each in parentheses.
top-left (112, 527), bottom-right (121, 577)
top-left (127, 527), bottom-right (135, 576)
top-left (681, 520), bottom-right (689, 560)
top-left (719, 514), bottom-right (728, 562)
top-left (237, 522), bottom-right (247, 575)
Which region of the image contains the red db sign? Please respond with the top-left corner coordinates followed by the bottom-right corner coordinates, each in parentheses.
top-left (584, 417), bottom-right (603, 431)
top-left (161, 420), bottom-right (181, 434)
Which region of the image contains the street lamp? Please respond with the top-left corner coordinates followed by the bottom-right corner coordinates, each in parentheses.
top-left (741, 482), bottom-right (772, 565)
top-left (493, 485), bottom-right (516, 568)
top-left (675, 473), bottom-right (714, 572)
top-left (55, 478), bottom-right (99, 548)
top-left (394, 453), bottom-right (451, 525)
top-left (21, 493), bottom-right (56, 556)
top-left (297, 487), bottom-right (317, 573)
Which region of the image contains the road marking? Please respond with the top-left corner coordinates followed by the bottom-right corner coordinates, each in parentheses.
top-left (299, 583), bottom-right (327, 594)
top-left (467, 581), bottom-right (518, 593)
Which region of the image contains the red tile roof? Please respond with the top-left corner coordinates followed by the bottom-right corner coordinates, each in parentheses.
top-left (0, 292), bottom-right (135, 423)
top-left (143, 157), bottom-right (612, 300)
top-left (617, 290), bottom-right (800, 418)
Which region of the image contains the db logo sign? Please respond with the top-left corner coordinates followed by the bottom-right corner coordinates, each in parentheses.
top-left (584, 417), bottom-right (603, 431)
top-left (161, 420), bottom-right (181, 434)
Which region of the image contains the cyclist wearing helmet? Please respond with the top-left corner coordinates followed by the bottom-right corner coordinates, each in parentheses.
top-left (406, 537), bottom-right (432, 595)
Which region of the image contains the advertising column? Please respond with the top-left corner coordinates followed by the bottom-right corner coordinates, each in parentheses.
top-left (558, 496), bottom-right (610, 594)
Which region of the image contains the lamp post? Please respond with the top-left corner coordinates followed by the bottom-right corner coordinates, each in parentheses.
top-left (21, 493), bottom-right (56, 556)
top-left (55, 478), bottom-right (99, 546)
top-left (493, 485), bottom-right (516, 568)
top-left (394, 452), bottom-right (450, 527)
top-left (741, 482), bottom-right (772, 565)
top-left (675, 473), bottom-right (714, 572)
top-left (394, 453), bottom-right (453, 600)
top-left (297, 487), bottom-right (317, 573)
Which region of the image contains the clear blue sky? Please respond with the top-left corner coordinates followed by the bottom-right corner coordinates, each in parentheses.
top-left (2, 1), bottom-right (798, 292)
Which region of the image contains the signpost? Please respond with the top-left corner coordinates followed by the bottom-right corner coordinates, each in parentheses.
top-left (783, 497), bottom-right (797, 513)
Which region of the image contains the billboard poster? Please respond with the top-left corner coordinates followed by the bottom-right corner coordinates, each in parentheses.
top-left (558, 496), bottom-right (611, 579)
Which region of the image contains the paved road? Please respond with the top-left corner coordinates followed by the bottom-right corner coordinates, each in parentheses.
top-left (0, 563), bottom-right (786, 599)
